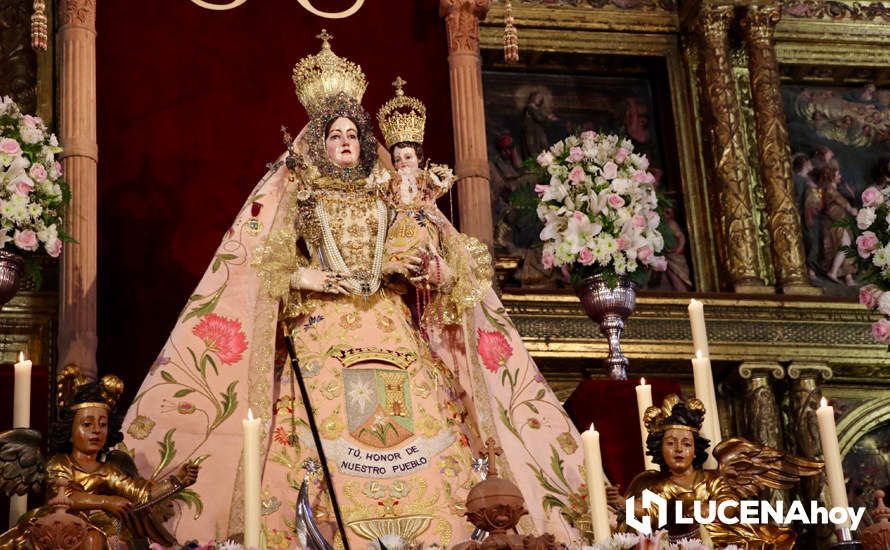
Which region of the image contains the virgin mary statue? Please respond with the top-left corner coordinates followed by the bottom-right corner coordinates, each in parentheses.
top-left (122, 35), bottom-right (594, 549)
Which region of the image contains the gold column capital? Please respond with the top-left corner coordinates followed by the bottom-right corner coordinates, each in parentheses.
top-left (59, 0), bottom-right (96, 28)
top-left (740, 4), bottom-right (781, 39)
top-left (440, 0), bottom-right (491, 54)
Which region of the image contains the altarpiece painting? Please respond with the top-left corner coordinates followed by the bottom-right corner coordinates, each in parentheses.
top-left (482, 53), bottom-right (696, 292)
top-left (782, 82), bottom-right (890, 293)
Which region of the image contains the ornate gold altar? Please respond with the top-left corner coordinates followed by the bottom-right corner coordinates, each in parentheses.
top-left (478, 1), bottom-right (890, 546)
top-left (1, 0), bottom-right (890, 546)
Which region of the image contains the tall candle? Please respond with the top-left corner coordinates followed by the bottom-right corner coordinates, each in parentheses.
top-left (816, 397), bottom-right (850, 527)
top-left (687, 299), bottom-right (710, 358)
top-left (581, 423), bottom-right (611, 542)
top-left (691, 351), bottom-right (720, 469)
top-left (635, 378), bottom-right (656, 471)
top-left (243, 408), bottom-right (262, 547)
top-left (13, 352), bottom-right (31, 428)
top-left (9, 352), bottom-right (31, 525)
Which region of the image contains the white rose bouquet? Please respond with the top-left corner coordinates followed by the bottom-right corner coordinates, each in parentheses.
top-left (0, 96), bottom-right (71, 269)
top-left (533, 131), bottom-right (667, 288)
top-left (845, 184), bottom-right (890, 345)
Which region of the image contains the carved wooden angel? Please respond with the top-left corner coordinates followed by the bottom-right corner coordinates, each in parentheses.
top-left (0, 367), bottom-right (201, 550)
top-left (622, 394), bottom-right (823, 550)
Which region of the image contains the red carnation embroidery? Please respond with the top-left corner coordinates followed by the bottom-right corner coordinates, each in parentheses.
top-left (477, 329), bottom-right (513, 373)
top-left (192, 313), bottom-right (248, 365)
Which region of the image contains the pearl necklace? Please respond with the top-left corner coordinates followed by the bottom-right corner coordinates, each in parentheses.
top-left (315, 197), bottom-right (387, 297)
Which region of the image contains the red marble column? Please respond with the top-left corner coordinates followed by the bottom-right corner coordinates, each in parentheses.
top-left (57, 0), bottom-right (98, 379)
top-left (440, 0), bottom-right (494, 248)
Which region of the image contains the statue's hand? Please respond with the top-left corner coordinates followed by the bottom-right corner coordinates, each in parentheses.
top-left (606, 484), bottom-right (624, 510)
top-left (290, 267), bottom-right (351, 294)
top-left (409, 244), bottom-right (453, 289)
top-left (382, 253), bottom-right (424, 279)
top-left (176, 461), bottom-right (201, 487)
top-left (102, 495), bottom-right (133, 517)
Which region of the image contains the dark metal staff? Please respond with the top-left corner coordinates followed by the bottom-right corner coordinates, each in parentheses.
top-left (281, 323), bottom-right (351, 550)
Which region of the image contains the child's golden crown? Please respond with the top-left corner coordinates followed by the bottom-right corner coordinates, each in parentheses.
top-left (378, 77), bottom-right (426, 149)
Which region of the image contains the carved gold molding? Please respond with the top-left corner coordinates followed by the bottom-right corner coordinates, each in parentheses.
top-left (775, 4), bottom-right (890, 67)
top-left (782, 1), bottom-right (890, 22)
top-left (502, 293), bottom-right (889, 377)
top-left (0, 292), bottom-right (57, 367)
top-left (486, 1), bottom-right (678, 33)
top-left (836, 399), bottom-right (890, 457)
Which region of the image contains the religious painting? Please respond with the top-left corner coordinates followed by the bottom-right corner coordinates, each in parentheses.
top-left (842, 419), bottom-right (890, 529)
top-left (782, 83), bottom-right (890, 295)
top-left (482, 54), bottom-right (694, 292)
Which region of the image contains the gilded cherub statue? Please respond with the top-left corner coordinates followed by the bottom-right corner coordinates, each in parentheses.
top-left (0, 366), bottom-right (202, 550)
top-left (622, 394), bottom-right (823, 549)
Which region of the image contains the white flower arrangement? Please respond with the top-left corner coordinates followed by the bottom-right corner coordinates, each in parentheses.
top-left (845, 184), bottom-right (890, 345)
top-left (578, 532), bottom-right (737, 550)
top-left (0, 96), bottom-right (70, 260)
top-left (533, 131), bottom-right (667, 287)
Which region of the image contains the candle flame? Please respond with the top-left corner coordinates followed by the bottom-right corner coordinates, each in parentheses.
top-left (695, 350), bottom-right (702, 359)
top-left (640, 377), bottom-right (646, 385)
top-left (18, 351), bottom-right (23, 363)
top-left (248, 408), bottom-right (254, 421)
top-left (821, 397), bottom-right (828, 408)
top-left (588, 423), bottom-right (595, 431)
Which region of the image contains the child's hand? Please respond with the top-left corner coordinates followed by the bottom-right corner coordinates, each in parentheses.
top-left (410, 245), bottom-right (453, 289)
top-left (382, 254), bottom-right (424, 279)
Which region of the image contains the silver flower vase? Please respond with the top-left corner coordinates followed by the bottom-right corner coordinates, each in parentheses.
top-left (0, 250), bottom-right (24, 307)
top-left (575, 274), bottom-right (636, 380)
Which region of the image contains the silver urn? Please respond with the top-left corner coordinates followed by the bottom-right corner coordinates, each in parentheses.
top-left (0, 250), bottom-right (25, 307)
top-left (575, 274), bottom-right (636, 380)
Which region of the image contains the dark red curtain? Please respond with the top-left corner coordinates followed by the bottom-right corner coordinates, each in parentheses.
top-left (96, 0), bottom-right (453, 402)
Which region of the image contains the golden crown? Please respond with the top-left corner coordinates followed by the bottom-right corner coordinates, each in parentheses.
top-left (292, 30), bottom-right (368, 117)
top-left (643, 394), bottom-right (706, 435)
top-left (378, 77), bottom-right (426, 149)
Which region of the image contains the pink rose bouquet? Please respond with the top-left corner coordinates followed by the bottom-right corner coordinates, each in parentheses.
top-left (0, 96), bottom-right (71, 269)
top-left (845, 185), bottom-right (890, 346)
top-left (533, 132), bottom-right (666, 288)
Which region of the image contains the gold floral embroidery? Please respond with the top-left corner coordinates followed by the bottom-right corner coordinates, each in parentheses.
top-left (126, 415), bottom-right (155, 440)
top-left (375, 313), bottom-right (395, 333)
top-left (338, 311), bottom-right (362, 330)
top-left (416, 409), bottom-right (441, 438)
top-left (412, 380), bottom-right (431, 399)
top-left (426, 229), bottom-right (492, 326)
top-left (318, 408), bottom-right (345, 439)
top-left (252, 225), bottom-right (309, 305)
top-left (320, 381), bottom-right (341, 400)
top-left (437, 455), bottom-right (461, 478)
top-left (362, 481), bottom-right (387, 500)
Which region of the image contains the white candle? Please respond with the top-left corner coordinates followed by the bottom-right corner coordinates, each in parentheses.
top-left (817, 397), bottom-right (850, 528)
top-left (691, 351), bottom-right (720, 469)
top-left (9, 351), bottom-right (31, 525)
top-left (243, 408), bottom-right (262, 547)
top-left (581, 423), bottom-right (611, 542)
top-left (13, 351), bottom-right (31, 428)
top-left (635, 378), bottom-right (656, 471)
top-left (687, 299), bottom-right (710, 358)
